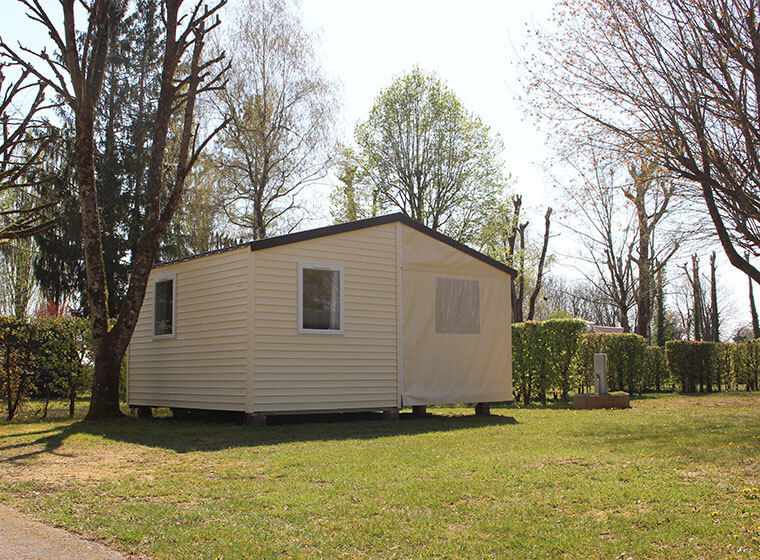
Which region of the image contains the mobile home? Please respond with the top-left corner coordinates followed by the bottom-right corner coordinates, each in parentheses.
top-left (127, 213), bottom-right (516, 421)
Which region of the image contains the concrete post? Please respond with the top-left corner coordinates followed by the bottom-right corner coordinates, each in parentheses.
top-left (475, 402), bottom-right (491, 416)
top-left (412, 405), bottom-right (427, 417)
top-left (593, 353), bottom-right (609, 395)
top-left (382, 407), bottom-right (400, 421)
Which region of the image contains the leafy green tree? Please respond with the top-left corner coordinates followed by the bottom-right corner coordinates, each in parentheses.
top-left (330, 146), bottom-right (377, 224)
top-left (355, 67), bottom-right (505, 243)
top-left (212, 0), bottom-right (338, 240)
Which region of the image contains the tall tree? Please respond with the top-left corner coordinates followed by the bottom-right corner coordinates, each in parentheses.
top-left (525, 0), bottom-right (760, 284)
top-left (479, 193), bottom-right (525, 322)
top-left (683, 255), bottom-right (704, 341)
top-left (1, 0), bottom-right (229, 419)
top-left (32, 0), bottom-right (166, 314)
top-left (709, 252), bottom-right (720, 342)
top-left (625, 161), bottom-right (678, 341)
top-left (356, 67), bottom-right (505, 243)
top-left (212, 0), bottom-right (338, 240)
top-left (561, 154), bottom-right (636, 330)
top-left (559, 150), bottom-right (680, 333)
top-left (0, 236), bottom-right (36, 317)
top-left (330, 146), bottom-right (378, 224)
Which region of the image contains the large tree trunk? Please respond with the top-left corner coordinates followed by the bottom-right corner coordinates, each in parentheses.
top-left (751, 279), bottom-right (760, 339)
top-left (77, 108), bottom-right (121, 419)
top-left (87, 335), bottom-right (124, 419)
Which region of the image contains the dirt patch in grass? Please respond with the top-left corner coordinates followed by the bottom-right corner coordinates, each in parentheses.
top-left (2, 444), bottom-right (168, 484)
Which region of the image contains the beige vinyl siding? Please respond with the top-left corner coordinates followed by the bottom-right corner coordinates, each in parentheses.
top-left (252, 223), bottom-right (398, 412)
top-left (128, 246), bottom-right (250, 410)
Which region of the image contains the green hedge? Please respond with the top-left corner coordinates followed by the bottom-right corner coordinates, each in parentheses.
top-left (665, 341), bottom-right (717, 393)
top-left (0, 315), bottom-right (92, 420)
top-left (644, 345), bottom-right (669, 393)
top-left (734, 339), bottom-right (760, 391)
top-left (512, 319), bottom-right (588, 405)
top-left (575, 333), bottom-right (647, 394)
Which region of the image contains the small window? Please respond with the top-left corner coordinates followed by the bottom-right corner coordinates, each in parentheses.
top-left (299, 263), bottom-right (343, 333)
top-left (153, 276), bottom-right (175, 337)
top-left (435, 277), bottom-right (480, 334)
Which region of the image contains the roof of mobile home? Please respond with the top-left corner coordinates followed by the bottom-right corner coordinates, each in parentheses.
top-left (155, 212), bottom-right (518, 277)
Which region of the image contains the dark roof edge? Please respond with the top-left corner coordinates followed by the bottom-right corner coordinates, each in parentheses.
top-left (248, 212), bottom-right (517, 278)
top-left (153, 241), bottom-right (251, 269)
top-left (395, 214), bottom-right (518, 278)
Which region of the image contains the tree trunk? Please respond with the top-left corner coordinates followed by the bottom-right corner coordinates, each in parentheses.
top-left (87, 336), bottom-right (123, 419)
top-left (748, 254), bottom-right (760, 339)
top-left (655, 269), bottom-right (666, 346)
top-left (77, 109), bottom-right (122, 420)
top-left (634, 225), bottom-right (653, 342)
top-left (515, 222), bottom-right (527, 323)
top-left (527, 208), bottom-right (552, 321)
top-left (710, 252), bottom-right (719, 342)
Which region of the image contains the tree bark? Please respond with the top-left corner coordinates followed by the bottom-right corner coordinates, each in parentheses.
top-left (655, 269), bottom-right (666, 346)
top-left (748, 253), bottom-right (760, 339)
top-left (709, 252), bottom-right (719, 342)
top-left (527, 207), bottom-right (552, 321)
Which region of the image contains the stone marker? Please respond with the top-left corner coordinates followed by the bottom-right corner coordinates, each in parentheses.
top-left (573, 352), bottom-right (630, 410)
top-left (593, 353), bottom-right (608, 395)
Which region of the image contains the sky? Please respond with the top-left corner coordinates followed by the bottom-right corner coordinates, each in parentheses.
top-left (2, 0), bottom-right (753, 335)
top-left (296, 0), bottom-right (750, 334)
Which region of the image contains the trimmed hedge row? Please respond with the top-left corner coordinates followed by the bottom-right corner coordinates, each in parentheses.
top-left (512, 319), bottom-right (588, 405)
top-left (664, 340), bottom-right (760, 393)
top-left (575, 333), bottom-right (648, 394)
top-left (513, 320), bottom-right (760, 404)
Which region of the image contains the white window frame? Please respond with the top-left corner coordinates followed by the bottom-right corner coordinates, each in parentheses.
top-left (152, 272), bottom-right (177, 339)
top-left (297, 262), bottom-right (345, 335)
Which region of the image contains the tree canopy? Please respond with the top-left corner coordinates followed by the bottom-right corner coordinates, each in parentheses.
top-left (352, 67), bottom-right (506, 243)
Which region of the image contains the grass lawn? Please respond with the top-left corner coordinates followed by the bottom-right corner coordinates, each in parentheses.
top-left (1, 394), bottom-right (760, 559)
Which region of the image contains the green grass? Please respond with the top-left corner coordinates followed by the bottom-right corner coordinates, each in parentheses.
top-left (1, 394), bottom-right (760, 559)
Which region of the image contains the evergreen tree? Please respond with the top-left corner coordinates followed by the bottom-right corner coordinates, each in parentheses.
top-left (34, 1), bottom-right (165, 314)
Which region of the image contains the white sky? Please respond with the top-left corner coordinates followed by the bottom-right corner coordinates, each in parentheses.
top-left (298, 0), bottom-right (750, 335)
top-left (2, 0), bottom-right (753, 335)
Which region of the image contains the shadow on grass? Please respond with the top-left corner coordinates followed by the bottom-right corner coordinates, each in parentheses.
top-left (0, 411), bottom-right (518, 463)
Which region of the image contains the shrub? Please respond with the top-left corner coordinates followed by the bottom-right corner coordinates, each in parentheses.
top-left (666, 341), bottom-right (717, 393)
top-left (575, 333), bottom-right (647, 394)
top-left (713, 342), bottom-right (734, 392)
top-left (0, 315), bottom-right (92, 420)
top-left (734, 339), bottom-right (760, 391)
top-left (512, 318), bottom-right (588, 404)
top-left (644, 346), bottom-right (669, 392)
top-left (0, 317), bottom-right (39, 420)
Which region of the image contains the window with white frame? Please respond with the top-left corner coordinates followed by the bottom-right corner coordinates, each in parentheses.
top-left (299, 263), bottom-right (343, 333)
top-left (153, 275), bottom-right (176, 337)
